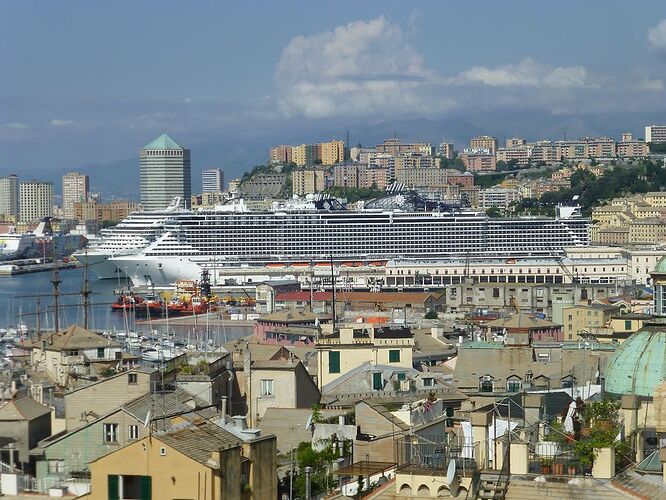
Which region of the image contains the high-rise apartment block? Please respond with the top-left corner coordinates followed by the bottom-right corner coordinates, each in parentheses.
top-left (470, 136), bottom-right (498, 155)
top-left (269, 145), bottom-right (293, 164)
top-left (505, 137), bottom-right (526, 148)
top-left (202, 168), bottom-right (224, 193)
top-left (140, 134), bottom-right (191, 211)
top-left (291, 168), bottom-right (327, 195)
top-left (320, 140), bottom-right (345, 165)
top-left (62, 172), bottom-right (89, 219)
top-left (646, 125), bottom-right (666, 144)
top-left (436, 142), bottom-right (455, 159)
top-left (0, 174), bottom-right (19, 217)
top-left (375, 138), bottom-right (432, 156)
top-left (19, 180), bottom-right (53, 222)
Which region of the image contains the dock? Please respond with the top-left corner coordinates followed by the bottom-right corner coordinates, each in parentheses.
top-left (0, 259), bottom-right (78, 276)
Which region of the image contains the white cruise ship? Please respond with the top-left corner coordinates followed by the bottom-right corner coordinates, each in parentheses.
top-left (108, 191), bottom-right (590, 287)
top-left (73, 198), bottom-right (189, 279)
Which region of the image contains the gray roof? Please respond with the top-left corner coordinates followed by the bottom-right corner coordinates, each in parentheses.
top-left (124, 387), bottom-right (218, 423)
top-left (0, 396), bottom-right (51, 421)
top-left (155, 422), bottom-right (241, 465)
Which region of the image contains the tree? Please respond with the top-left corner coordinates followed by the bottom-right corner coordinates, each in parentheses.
top-left (424, 310), bottom-right (438, 319)
top-left (486, 206), bottom-right (503, 218)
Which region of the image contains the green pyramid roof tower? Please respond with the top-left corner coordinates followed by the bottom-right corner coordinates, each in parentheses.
top-left (142, 133), bottom-right (184, 150)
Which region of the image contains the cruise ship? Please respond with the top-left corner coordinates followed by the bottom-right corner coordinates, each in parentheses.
top-left (106, 191), bottom-right (590, 287)
top-left (73, 198), bottom-right (189, 279)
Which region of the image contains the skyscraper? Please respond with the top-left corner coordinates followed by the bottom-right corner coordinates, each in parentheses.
top-left (0, 174), bottom-right (19, 218)
top-left (140, 134), bottom-right (191, 210)
top-left (62, 172), bottom-right (89, 219)
top-left (19, 180), bottom-right (54, 222)
top-left (202, 168), bottom-right (224, 193)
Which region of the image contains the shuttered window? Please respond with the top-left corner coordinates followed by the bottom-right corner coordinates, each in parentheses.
top-left (328, 351), bottom-right (340, 374)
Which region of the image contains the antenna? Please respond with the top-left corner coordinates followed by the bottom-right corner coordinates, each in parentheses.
top-left (81, 247), bottom-right (91, 330)
top-left (50, 247), bottom-right (61, 333)
top-left (330, 255), bottom-right (336, 331)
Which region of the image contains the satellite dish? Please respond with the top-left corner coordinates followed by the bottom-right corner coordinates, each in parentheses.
top-left (446, 459), bottom-right (456, 485)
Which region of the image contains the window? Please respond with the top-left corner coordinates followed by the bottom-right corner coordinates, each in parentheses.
top-left (128, 373), bottom-right (138, 385)
top-left (479, 376), bottom-right (494, 393)
top-left (128, 425), bottom-right (139, 440)
top-left (260, 379), bottom-right (274, 397)
top-left (372, 372), bottom-right (383, 390)
top-left (506, 378), bottom-right (521, 392)
top-left (422, 377), bottom-right (434, 387)
top-left (388, 350), bottom-right (401, 363)
top-left (397, 372), bottom-right (406, 381)
top-left (624, 320), bottom-right (632, 331)
top-left (97, 347), bottom-right (105, 359)
top-left (108, 475), bottom-right (151, 500)
top-left (103, 423), bottom-right (119, 443)
top-left (47, 459), bottom-right (65, 474)
top-left (328, 351), bottom-right (340, 374)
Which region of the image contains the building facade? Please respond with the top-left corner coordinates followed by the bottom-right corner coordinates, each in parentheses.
top-left (469, 136), bottom-right (498, 155)
top-left (0, 174), bottom-right (19, 217)
top-left (201, 168), bottom-right (224, 193)
top-left (19, 180), bottom-right (53, 222)
top-left (291, 168), bottom-right (327, 195)
top-left (62, 172), bottom-right (89, 219)
top-left (139, 134), bottom-right (191, 211)
top-left (646, 125), bottom-right (666, 144)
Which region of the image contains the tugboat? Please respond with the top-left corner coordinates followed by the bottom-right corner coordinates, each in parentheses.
top-left (133, 293), bottom-right (164, 317)
top-left (111, 289), bottom-right (145, 312)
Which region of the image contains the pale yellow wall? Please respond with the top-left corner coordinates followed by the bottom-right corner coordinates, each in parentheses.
top-left (252, 368), bottom-right (297, 418)
top-left (88, 436), bottom-right (234, 500)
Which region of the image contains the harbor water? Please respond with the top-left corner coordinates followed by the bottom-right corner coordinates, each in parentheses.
top-left (0, 268), bottom-right (252, 345)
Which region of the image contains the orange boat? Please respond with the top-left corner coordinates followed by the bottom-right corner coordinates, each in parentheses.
top-left (291, 262), bottom-right (309, 267)
top-left (341, 261), bottom-right (362, 267)
top-left (266, 263), bottom-right (285, 268)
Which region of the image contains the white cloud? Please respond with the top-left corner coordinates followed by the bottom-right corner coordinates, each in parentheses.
top-left (648, 19), bottom-right (666, 51)
top-left (4, 122), bottom-right (31, 129)
top-left (275, 16), bottom-right (452, 118)
top-left (635, 77), bottom-right (664, 91)
top-left (49, 118), bottom-right (74, 126)
top-left (449, 58), bottom-right (590, 89)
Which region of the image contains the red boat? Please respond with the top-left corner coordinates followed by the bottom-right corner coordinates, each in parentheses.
top-left (111, 290), bottom-right (145, 312)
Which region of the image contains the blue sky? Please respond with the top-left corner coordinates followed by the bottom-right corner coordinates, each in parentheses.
top-left (2, 0), bottom-right (666, 184)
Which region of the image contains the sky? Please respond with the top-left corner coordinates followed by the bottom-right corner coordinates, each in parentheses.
top-left (2, 0), bottom-right (666, 190)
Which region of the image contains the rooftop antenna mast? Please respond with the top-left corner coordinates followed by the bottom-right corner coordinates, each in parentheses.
top-left (81, 247), bottom-right (91, 330)
top-left (50, 246), bottom-right (61, 332)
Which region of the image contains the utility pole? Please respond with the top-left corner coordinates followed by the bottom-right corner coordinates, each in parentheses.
top-left (330, 255), bottom-right (336, 330)
top-left (305, 466), bottom-right (312, 500)
top-left (81, 249), bottom-right (91, 330)
top-left (51, 259), bottom-right (61, 333)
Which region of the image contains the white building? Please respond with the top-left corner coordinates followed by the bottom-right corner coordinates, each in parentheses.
top-left (19, 180), bottom-right (53, 222)
top-left (645, 125), bottom-right (666, 144)
top-left (140, 134), bottom-right (191, 210)
top-left (202, 168), bottom-right (224, 193)
top-left (62, 172), bottom-right (89, 219)
top-left (479, 187), bottom-right (522, 210)
top-left (0, 174), bottom-right (19, 217)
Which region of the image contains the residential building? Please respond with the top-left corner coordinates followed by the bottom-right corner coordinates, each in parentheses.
top-left (63, 368), bottom-right (159, 431)
top-left (201, 168), bottom-right (224, 193)
top-left (86, 421), bottom-right (277, 500)
top-left (395, 168), bottom-right (474, 189)
top-left (62, 172), bottom-right (89, 219)
top-left (485, 313), bottom-right (563, 345)
top-left (453, 341), bottom-right (615, 394)
top-left (23, 325), bottom-right (126, 388)
top-left (0, 174), bottom-right (19, 217)
top-left (0, 396), bottom-right (51, 473)
top-left (479, 187), bottom-right (522, 210)
top-left (469, 135), bottom-right (498, 154)
top-left (292, 143), bottom-right (319, 166)
top-left (436, 142), bottom-right (455, 159)
top-left (645, 125), bottom-right (666, 144)
top-left (506, 137), bottom-right (526, 148)
top-left (460, 153), bottom-right (497, 172)
top-left (496, 145), bottom-right (531, 165)
top-left (320, 139), bottom-right (345, 165)
top-left (19, 180), bottom-right (53, 222)
top-left (561, 303), bottom-right (620, 340)
top-left (617, 136), bottom-right (648, 158)
top-left (291, 168), bottom-right (327, 195)
top-left (359, 165), bottom-right (389, 189)
top-left (269, 145), bottom-right (293, 164)
top-left (375, 138), bottom-right (432, 156)
top-left (333, 163), bottom-right (361, 188)
top-left (191, 192), bottom-right (226, 209)
top-left (73, 200), bottom-right (140, 223)
top-left (251, 358), bottom-right (320, 419)
top-left (316, 324), bottom-right (414, 389)
top-left (556, 137), bottom-right (616, 160)
top-left (139, 133), bottom-right (191, 210)
top-left (530, 140), bottom-right (557, 163)
top-left (35, 388), bottom-right (217, 485)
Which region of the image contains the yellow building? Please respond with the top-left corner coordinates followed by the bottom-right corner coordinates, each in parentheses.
top-left (86, 421), bottom-right (277, 500)
top-left (291, 168), bottom-right (327, 195)
top-left (316, 324), bottom-right (414, 389)
top-left (469, 135), bottom-right (498, 154)
top-left (561, 303), bottom-right (620, 341)
top-left (320, 140), bottom-right (345, 165)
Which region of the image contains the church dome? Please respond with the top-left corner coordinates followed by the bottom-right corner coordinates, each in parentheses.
top-left (654, 256), bottom-right (666, 274)
top-left (604, 323), bottom-right (666, 397)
